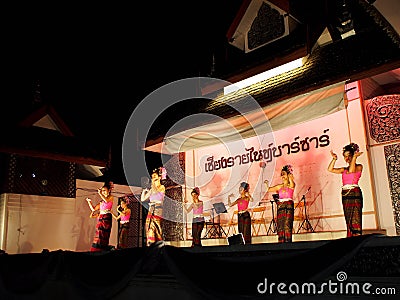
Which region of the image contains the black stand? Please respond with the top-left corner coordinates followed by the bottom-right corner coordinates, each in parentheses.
top-left (297, 193), bottom-right (314, 233)
top-left (266, 199), bottom-right (278, 235)
top-left (203, 207), bottom-right (227, 238)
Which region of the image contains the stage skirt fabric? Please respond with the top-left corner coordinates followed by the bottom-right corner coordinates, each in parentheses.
top-left (276, 200), bottom-right (294, 243)
top-left (91, 213), bottom-right (112, 252)
top-left (145, 205), bottom-right (163, 246)
top-left (238, 211), bottom-right (252, 244)
top-left (342, 187), bottom-right (363, 237)
top-left (192, 217), bottom-right (205, 247)
top-left (118, 222), bottom-right (130, 249)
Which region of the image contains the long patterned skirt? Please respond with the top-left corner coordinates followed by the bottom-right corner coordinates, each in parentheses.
top-left (118, 222), bottom-right (130, 249)
top-left (192, 217), bottom-right (205, 247)
top-left (342, 187), bottom-right (363, 237)
top-left (238, 211), bottom-right (252, 244)
top-left (91, 213), bottom-right (112, 252)
top-left (276, 200), bottom-right (294, 243)
top-left (145, 206), bottom-right (163, 246)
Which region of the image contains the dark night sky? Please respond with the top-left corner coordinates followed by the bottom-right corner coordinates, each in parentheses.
top-left (3, 1), bottom-right (242, 184)
top-left (39, 1), bottom-right (240, 135)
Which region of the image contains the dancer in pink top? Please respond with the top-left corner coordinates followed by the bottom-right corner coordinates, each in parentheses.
top-left (86, 181), bottom-right (115, 251)
top-left (264, 165), bottom-right (296, 243)
top-left (228, 182), bottom-right (254, 244)
top-left (328, 142), bottom-right (363, 237)
top-left (141, 167), bottom-right (166, 246)
top-left (112, 197), bottom-right (131, 249)
top-left (184, 187), bottom-right (205, 247)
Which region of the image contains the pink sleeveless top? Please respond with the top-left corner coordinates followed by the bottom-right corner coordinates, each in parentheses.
top-left (193, 203), bottom-right (203, 215)
top-left (100, 200), bottom-right (113, 213)
top-left (149, 191), bottom-right (164, 203)
top-left (237, 198), bottom-right (250, 211)
top-left (120, 213), bottom-right (130, 223)
top-left (342, 170), bottom-right (362, 185)
top-left (278, 187), bottom-right (294, 200)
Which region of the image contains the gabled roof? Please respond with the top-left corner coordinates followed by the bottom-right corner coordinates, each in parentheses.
top-left (18, 103), bottom-right (74, 136)
top-left (1, 103), bottom-right (109, 167)
top-left (144, 0), bottom-right (400, 151)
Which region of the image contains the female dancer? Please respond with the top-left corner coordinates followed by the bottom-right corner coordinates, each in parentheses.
top-left (112, 197), bottom-right (131, 249)
top-left (86, 181), bottom-right (114, 251)
top-left (184, 187), bottom-right (205, 247)
top-left (141, 167), bottom-right (166, 246)
top-left (328, 142), bottom-right (363, 237)
top-left (228, 181), bottom-right (254, 244)
top-left (264, 165), bottom-right (295, 243)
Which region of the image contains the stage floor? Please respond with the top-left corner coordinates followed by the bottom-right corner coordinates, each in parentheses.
top-left (166, 229), bottom-right (388, 247)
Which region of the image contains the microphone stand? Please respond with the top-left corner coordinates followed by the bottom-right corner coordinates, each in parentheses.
top-left (267, 199), bottom-right (278, 235)
top-left (297, 188), bottom-right (314, 233)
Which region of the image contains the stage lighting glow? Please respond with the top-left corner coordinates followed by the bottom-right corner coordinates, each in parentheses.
top-left (224, 57), bottom-right (306, 95)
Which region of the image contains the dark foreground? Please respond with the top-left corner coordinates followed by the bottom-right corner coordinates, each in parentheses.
top-left (0, 234), bottom-right (399, 300)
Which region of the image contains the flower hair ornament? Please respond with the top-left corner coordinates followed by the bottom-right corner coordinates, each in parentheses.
top-left (153, 167), bottom-right (167, 179)
top-left (192, 187), bottom-right (200, 195)
top-left (160, 167), bottom-right (167, 180)
top-left (282, 164), bottom-right (293, 174)
top-left (122, 196), bottom-right (130, 205)
top-left (343, 142), bottom-right (360, 155)
top-left (349, 143), bottom-right (360, 153)
top-left (103, 181), bottom-right (114, 191)
top-left (240, 181), bottom-right (250, 192)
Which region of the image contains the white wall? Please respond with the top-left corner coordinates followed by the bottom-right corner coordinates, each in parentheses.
top-left (368, 145), bottom-right (397, 235)
top-left (0, 180), bottom-right (140, 254)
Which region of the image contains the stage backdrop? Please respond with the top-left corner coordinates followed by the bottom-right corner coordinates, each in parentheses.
top-left (184, 91), bottom-right (377, 236)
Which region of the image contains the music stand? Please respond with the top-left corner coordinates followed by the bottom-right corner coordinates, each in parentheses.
top-left (266, 194), bottom-right (278, 235)
top-left (213, 202), bottom-right (227, 214)
top-left (203, 202), bottom-right (227, 238)
top-left (297, 192), bottom-right (314, 233)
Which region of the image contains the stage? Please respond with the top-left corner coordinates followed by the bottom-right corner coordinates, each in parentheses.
top-left (173, 227), bottom-right (388, 247)
top-left (0, 233), bottom-right (399, 300)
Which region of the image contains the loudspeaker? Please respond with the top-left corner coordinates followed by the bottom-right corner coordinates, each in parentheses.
top-left (227, 233), bottom-right (245, 245)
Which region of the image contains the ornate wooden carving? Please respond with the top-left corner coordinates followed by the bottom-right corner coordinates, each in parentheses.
top-left (122, 194), bottom-right (146, 248)
top-left (384, 143), bottom-right (400, 235)
top-left (161, 152), bottom-right (185, 241)
top-left (366, 95), bottom-right (400, 143)
top-left (248, 2), bottom-right (285, 50)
